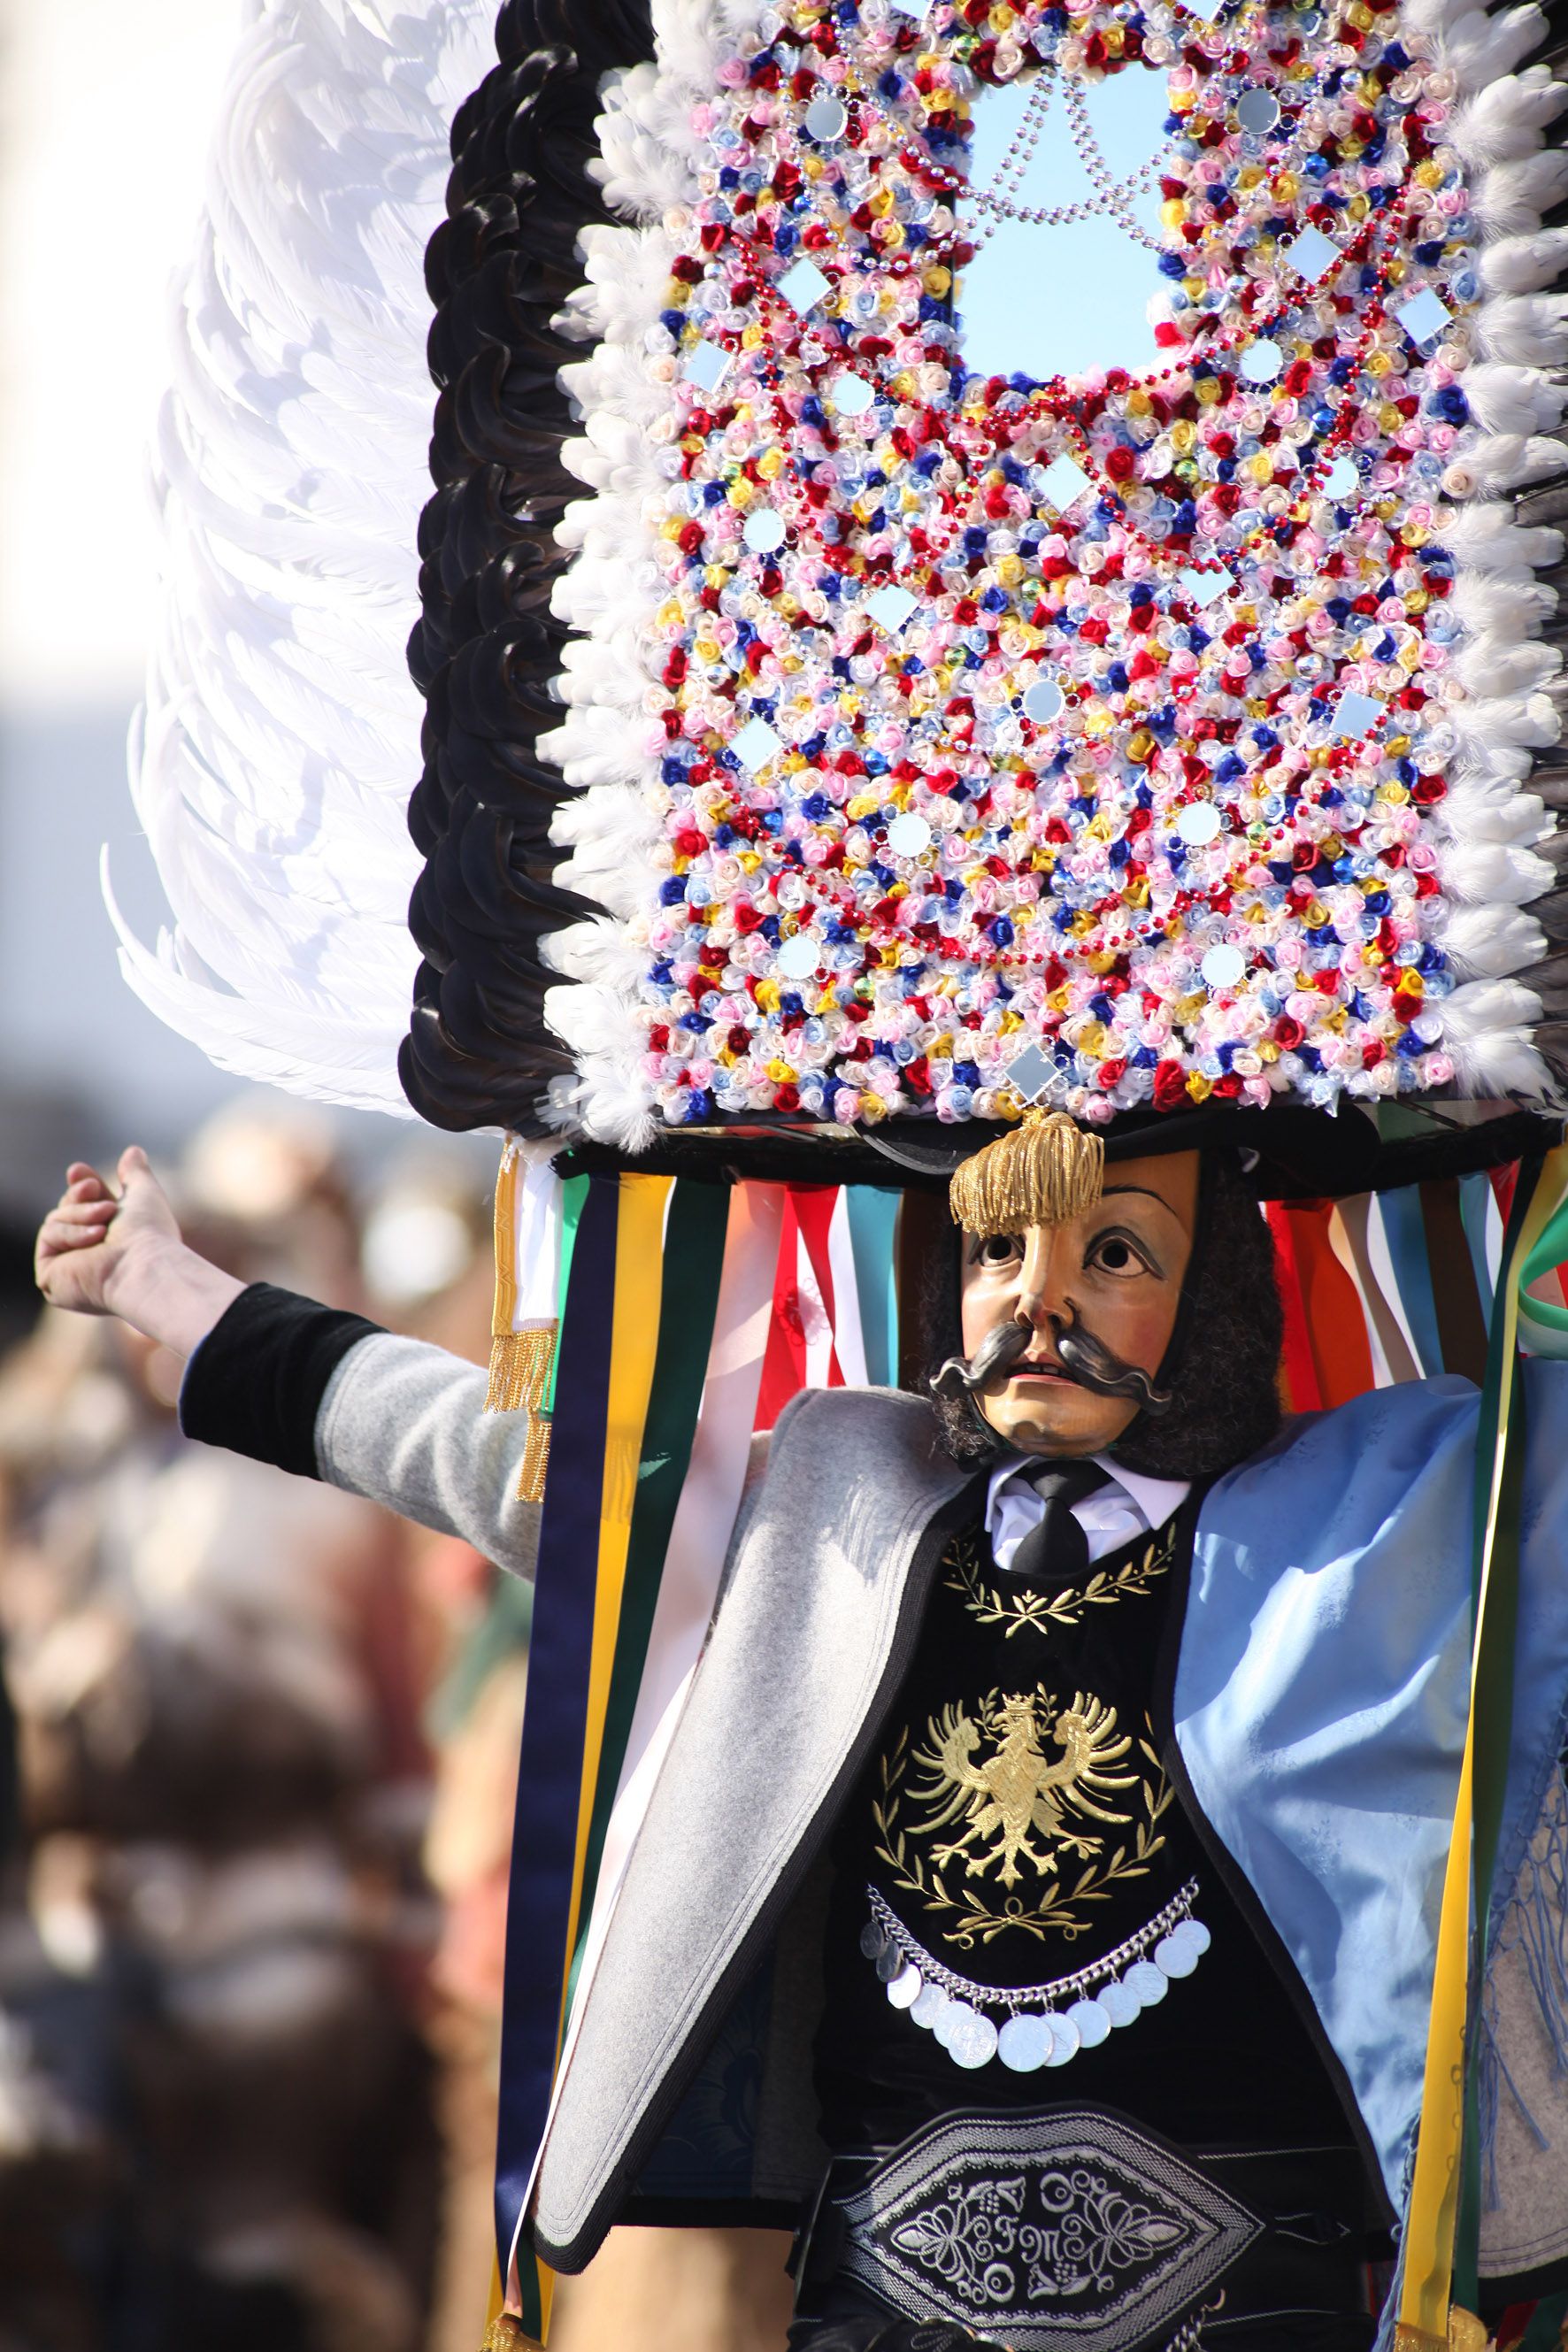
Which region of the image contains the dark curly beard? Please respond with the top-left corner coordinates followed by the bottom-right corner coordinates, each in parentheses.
top-left (909, 1151), bottom-right (1284, 1482)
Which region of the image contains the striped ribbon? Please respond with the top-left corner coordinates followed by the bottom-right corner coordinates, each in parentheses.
top-left (494, 1180), bottom-right (807, 2333)
top-left (1396, 1144), bottom-right (1568, 2349)
top-left (494, 1173), bottom-right (669, 2337)
top-left (565, 1182), bottom-right (731, 2012)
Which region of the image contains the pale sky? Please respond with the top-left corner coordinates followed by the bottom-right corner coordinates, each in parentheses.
top-left (964, 65), bottom-right (1168, 381)
top-left (0, 0), bottom-right (240, 704)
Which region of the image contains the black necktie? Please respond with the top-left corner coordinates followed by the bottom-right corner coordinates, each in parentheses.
top-left (1003, 1460), bottom-right (1108, 1587)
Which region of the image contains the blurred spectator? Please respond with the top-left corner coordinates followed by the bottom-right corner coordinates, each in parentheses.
top-left (0, 1109), bottom-right (438, 2352)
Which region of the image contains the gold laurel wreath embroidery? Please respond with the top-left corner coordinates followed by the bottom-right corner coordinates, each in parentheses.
top-left (942, 1524), bottom-right (1177, 1640)
top-left (872, 1705), bottom-right (1172, 1949)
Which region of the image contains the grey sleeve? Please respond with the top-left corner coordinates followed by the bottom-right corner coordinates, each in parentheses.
top-left (316, 1333), bottom-right (542, 1581)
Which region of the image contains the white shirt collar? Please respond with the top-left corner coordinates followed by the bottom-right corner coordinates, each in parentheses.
top-left (984, 1452), bottom-right (1189, 1535)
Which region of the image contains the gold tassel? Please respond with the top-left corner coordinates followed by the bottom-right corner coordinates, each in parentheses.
top-left (482, 2318), bottom-right (543, 2352)
top-left (516, 1410), bottom-right (553, 1505)
top-left (949, 1108), bottom-right (1104, 1238)
top-left (1392, 2314), bottom-right (1491, 2352)
top-left (486, 1140), bottom-right (524, 1412)
top-left (487, 1326), bottom-right (557, 1418)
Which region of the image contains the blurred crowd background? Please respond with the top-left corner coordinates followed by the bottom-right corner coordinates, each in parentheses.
top-left (0, 3), bottom-right (798, 2343)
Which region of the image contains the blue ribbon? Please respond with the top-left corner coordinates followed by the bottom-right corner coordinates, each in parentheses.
top-left (847, 1185), bottom-right (901, 1389)
top-left (493, 1173), bottom-right (620, 2294)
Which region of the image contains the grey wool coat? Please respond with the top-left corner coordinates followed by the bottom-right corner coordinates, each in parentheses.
top-left (303, 1328), bottom-right (1568, 2294)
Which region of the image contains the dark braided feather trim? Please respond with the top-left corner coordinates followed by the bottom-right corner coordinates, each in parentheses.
top-left (400, 0), bottom-right (654, 1132)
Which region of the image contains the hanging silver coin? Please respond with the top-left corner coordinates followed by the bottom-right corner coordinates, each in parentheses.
top-left (1099, 1978), bottom-right (1141, 2027)
top-left (1043, 2011), bottom-right (1080, 2067)
top-left (887, 1962), bottom-right (924, 2010)
top-left (1124, 1958), bottom-right (1170, 2007)
top-left (1235, 87), bottom-right (1280, 134)
top-left (911, 1981), bottom-right (951, 2032)
top-left (859, 1920), bottom-right (888, 1961)
top-left (1155, 1931), bottom-right (1199, 1979)
top-left (997, 2013), bottom-right (1051, 2072)
top-left (948, 2009), bottom-right (1000, 2069)
top-left (937, 1998), bottom-right (980, 2050)
top-left (875, 1941), bottom-right (905, 1983)
top-left (1067, 1995), bottom-right (1111, 2048)
top-left (804, 94), bottom-right (848, 142)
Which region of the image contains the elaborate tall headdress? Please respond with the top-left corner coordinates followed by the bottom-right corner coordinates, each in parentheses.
top-left (114, 0), bottom-right (1568, 2339)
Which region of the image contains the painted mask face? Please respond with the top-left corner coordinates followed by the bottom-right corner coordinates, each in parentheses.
top-left (957, 1149), bottom-right (1200, 1457)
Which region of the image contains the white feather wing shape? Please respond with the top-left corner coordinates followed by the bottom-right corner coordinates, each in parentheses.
top-left (108, 0), bottom-right (497, 1116)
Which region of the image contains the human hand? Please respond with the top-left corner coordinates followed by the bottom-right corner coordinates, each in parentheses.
top-left (35, 1149), bottom-right (181, 1318)
top-left (35, 1149), bottom-right (242, 1352)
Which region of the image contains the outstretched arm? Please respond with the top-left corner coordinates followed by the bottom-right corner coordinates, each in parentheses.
top-left (35, 1153), bottom-right (539, 1580)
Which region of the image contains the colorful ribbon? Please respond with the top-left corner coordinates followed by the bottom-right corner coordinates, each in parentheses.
top-left (1397, 1143), bottom-right (1568, 2348)
top-left (494, 1173), bottom-right (621, 2338)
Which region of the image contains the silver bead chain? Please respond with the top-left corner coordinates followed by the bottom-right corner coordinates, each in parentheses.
top-left (1062, 73), bottom-right (1164, 251)
top-left (964, 73), bottom-right (1057, 249)
top-left (919, 69), bottom-right (1164, 250)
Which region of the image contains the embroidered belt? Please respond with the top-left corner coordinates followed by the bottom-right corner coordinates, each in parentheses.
top-left (794, 2109), bottom-right (1375, 2352)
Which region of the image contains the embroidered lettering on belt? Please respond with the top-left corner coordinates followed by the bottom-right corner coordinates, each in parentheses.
top-left (838, 2109), bottom-right (1262, 2352)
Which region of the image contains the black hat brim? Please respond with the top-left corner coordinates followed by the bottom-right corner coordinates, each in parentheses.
top-left (859, 1100), bottom-right (1380, 1201)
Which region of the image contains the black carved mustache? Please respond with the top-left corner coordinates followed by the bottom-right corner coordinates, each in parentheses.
top-left (932, 1310), bottom-right (1173, 1417)
top-left (1057, 1316), bottom-right (1173, 1416)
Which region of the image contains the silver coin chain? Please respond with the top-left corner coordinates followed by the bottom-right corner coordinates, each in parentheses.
top-left (866, 1875), bottom-right (1201, 2014)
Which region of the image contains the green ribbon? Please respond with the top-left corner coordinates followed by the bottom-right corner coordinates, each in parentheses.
top-left (543, 1176), bottom-right (588, 1418)
top-left (564, 1181), bottom-right (731, 2016)
top-left (1520, 2289), bottom-right (1568, 2350)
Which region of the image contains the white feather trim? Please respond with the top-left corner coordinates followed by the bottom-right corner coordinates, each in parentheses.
top-left (1456, 689), bottom-right (1563, 749)
top-left (1437, 500), bottom-right (1564, 573)
top-left (540, 919), bottom-right (650, 988)
top-left (1436, 838), bottom-right (1556, 903)
top-left (1462, 360), bottom-right (1568, 433)
top-left (1480, 225), bottom-right (1568, 291)
top-left (1473, 144), bottom-right (1568, 234)
top-left (1439, 4), bottom-right (1550, 92)
top-left (590, 63), bottom-right (703, 219)
top-left (1441, 780), bottom-right (1551, 843)
top-left (1438, 980), bottom-right (1551, 1095)
top-left (556, 225), bottom-right (679, 348)
top-left (1452, 635), bottom-right (1564, 695)
top-left (1435, 902), bottom-right (1548, 978)
top-left (1449, 65), bottom-right (1568, 164)
top-left (113, 0), bottom-right (499, 1115)
top-left (1473, 290), bottom-right (1568, 365)
top-left (1444, 429), bottom-right (1566, 495)
top-left (539, 703), bottom-right (654, 790)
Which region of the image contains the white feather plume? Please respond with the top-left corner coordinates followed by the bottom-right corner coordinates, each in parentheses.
top-left (1434, 902), bottom-right (1547, 978)
top-left (111, 0), bottom-right (499, 1115)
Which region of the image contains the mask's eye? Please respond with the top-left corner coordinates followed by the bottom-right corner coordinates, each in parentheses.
top-left (1089, 1233), bottom-right (1148, 1276)
top-left (975, 1233), bottom-right (1024, 1268)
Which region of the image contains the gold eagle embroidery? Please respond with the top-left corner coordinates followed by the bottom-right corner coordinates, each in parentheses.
top-left (909, 1688), bottom-right (1139, 1890)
